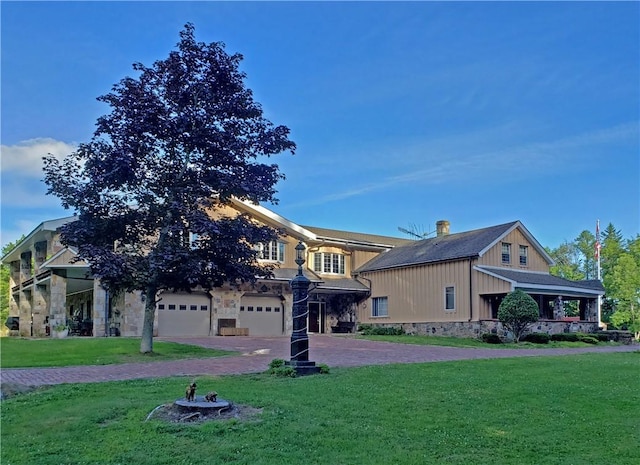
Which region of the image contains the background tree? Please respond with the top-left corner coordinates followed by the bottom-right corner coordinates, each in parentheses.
top-left (43, 24), bottom-right (295, 353)
top-left (497, 289), bottom-right (539, 342)
top-left (0, 237), bottom-right (24, 336)
top-left (574, 230), bottom-right (597, 279)
top-left (546, 242), bottom-right (584, 281)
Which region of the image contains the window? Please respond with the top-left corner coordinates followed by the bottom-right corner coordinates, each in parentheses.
top-left (445, 286), bottom-right (455, 311)
top-left (519, 245), bottom-right (528, 266)
top-left (190, 305), bottom-right (198, 311)
top-left (179, 305), bottom-right (187, 311)
top-left (158, 304), bottom-right (165, 310)
top-left (372, 297), bottom-right (388, 317)
top-left (256, 241), bottom-right (285, 262)
top-left (200, 305), bottom-right (208, 311)
top-left (313, 252), bottom-right (345, 275)
top-left (501, 242), bottom-right (511, 264)
top-left (168, 304), bottom-right (176, 310)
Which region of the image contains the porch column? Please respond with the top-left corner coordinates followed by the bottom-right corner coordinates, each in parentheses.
top-left (49, 273), bottom-right (67, 330)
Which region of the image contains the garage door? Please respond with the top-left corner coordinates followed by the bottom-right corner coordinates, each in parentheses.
top-left (238, 295), bottom-right (284, 337)
top-left (157, 292), bottom-right (212, 337)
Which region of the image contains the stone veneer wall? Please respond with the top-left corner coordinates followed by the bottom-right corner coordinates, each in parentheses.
top-left (211, 289), bottom-right (241, 335)
top-left (367, 319), bottom-right (600, 339)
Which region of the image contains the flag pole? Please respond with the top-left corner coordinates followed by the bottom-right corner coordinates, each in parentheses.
top-left (595, 219), bottom-right (602, 328)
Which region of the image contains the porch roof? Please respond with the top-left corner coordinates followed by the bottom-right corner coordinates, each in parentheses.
top-left (269, 268), bottom-right (369, 293)
top-left (475, 266), bottom-right (605, 298)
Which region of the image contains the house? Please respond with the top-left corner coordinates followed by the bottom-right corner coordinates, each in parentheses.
top-left (2, 206), bottom-right (603, 339)
top-left (2, 200), bottom-right (408, 338)
top-left (355, 220), bottom-right (604, 337)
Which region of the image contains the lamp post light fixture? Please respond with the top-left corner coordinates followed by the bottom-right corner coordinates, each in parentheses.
top-left (286, 240), bottom-right (320, 375)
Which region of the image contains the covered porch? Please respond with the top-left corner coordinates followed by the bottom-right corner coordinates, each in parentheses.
top-left (476, 266), bottom-right (605, 330)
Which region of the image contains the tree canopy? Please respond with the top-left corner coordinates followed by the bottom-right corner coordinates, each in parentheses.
top-left (43, 24), bottom-right (295, 352)
top-left (547, 224), bottom-right (640, 336)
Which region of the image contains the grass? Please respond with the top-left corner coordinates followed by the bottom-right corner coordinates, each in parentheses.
top-left (358, 334), bottom-right (616, 349)
top-left (1, 353), bottom-right (639, 464)
top-left (0, 337), bottom-right (234, 368)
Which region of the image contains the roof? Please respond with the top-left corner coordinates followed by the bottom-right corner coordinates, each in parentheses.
top-left (269, 268), bottom-right (369, 293)
top-left (301, 225), bottom-right (412, 248)
top-left (475, 266), bottom-right (605, 297)
top-left (357, 221), bottom-right (535, 272)
top-left (1, 215), bottom-right (77, 263)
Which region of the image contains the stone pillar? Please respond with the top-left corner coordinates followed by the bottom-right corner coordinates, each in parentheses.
top-left (93, 281), bottom-right (108, 337)
top-left (32, 284), bottom-right (48, 337)
top-left (18, 290), bottom-right (32, 337)
top-left (20, 251), bottom-right (32, 282)
top-left (34, 241), bottom-right (47, 273)
top-left (49, 273), bottom-right (68, 330)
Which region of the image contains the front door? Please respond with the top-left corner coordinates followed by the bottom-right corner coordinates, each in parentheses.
top-left (308, 302), bottom-right (325, 333)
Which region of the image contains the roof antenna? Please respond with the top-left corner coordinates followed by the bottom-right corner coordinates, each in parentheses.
top-left (397, 223), bottom-right (435, 240)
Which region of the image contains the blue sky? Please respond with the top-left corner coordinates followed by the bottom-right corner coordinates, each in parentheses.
top-left (2, 1), bottom-right (639, 250)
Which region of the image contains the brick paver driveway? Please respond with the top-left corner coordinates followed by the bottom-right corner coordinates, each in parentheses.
top-left (1, 335), bottom-right (637, 387)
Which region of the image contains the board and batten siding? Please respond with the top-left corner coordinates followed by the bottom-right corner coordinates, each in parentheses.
top-left (478, 227), bottom-right (549, 272)
top-left (359, 259), bottom-right (471, 324)
top-left (472, 267), bottom-right (514, 319)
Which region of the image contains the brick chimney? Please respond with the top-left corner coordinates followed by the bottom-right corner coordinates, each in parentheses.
top-left (436, 220), bottom-right (450, 237)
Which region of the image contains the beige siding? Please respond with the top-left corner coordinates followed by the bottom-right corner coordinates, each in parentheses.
top-left (352, 250), bottom-right (380, 271)
top-left (359, 259), bottom-right (471, 324)
top-left (478, 227), bottom-right (549, 272)
top-left (472, 266), bottom-right (513, 319)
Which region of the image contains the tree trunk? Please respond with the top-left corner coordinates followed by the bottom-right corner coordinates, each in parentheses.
top-left (140, 284), bottom-right (158, 353)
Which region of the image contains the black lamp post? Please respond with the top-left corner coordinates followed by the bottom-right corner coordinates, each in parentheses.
top-left (286, 240), bottom-right (320, 375)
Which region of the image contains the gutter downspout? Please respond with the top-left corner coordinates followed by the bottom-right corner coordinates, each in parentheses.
top-left (468, 259), bottom-right (474, 322)
top-left (356, 274), bottom-right (372, 325)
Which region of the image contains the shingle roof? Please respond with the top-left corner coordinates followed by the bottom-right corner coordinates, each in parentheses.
top-left (356, 221), bottom-right (519, 272)
top-left (301, 226), bottom-right (412, 248)
top-left (270, 268), bottom-right (368, 292)
top-left (476, 266), bottom-right (605, 292)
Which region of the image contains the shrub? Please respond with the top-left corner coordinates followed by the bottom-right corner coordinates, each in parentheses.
top-left (266, 358), bottom-right (297, 377)
top-left (521, 333), bottom-right (550, 344)
top-left (497, 290), bottom-right (539, 342)
top-left (481, 333), bottom-right (502, 344)
top-left (578, 336), bottom-right (599, 345)
top-left (551, 333), bottom-right (579, 342)
top-left (318, 363), bottom-right (330, 374)
top-left (593, 332), bottom-right (611, 342)
top-left (358, 325), bottom-right (404, 336)
top-left (268, 358), bottom-right (285, 369)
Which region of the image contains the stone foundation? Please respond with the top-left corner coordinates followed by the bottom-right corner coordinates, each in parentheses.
top-left (365, 319), bottom-right (600, 339)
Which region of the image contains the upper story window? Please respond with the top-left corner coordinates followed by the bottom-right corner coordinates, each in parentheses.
top-left (501, 242), bottom-right (511, 264)
top-left (519, 245), bottom-right (528, 266)
top-left (313, 252), bottom-right (345, 275)
top-left (256, 241), bottom-right (285, 262)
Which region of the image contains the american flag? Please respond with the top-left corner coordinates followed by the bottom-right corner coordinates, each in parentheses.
top-left (594, 220), bottom-right (601, 260)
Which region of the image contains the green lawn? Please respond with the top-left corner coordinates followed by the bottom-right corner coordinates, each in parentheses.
top-left (358, 334), bottom-right (615, 349)
top-left (0, 337), bottom-right (234, 368)
top-left (2, 353), bottom-right (638, 465)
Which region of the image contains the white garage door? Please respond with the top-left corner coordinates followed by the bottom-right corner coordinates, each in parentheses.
top-left (238, 295), bottom-right (284, 337)
top-left (157, 292), bottom-right (212, 337)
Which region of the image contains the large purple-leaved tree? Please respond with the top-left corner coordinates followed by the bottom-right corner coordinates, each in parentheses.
top-left (43, 24), bottom-right (295, 353)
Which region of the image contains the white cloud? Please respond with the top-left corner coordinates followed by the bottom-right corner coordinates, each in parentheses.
top-left (0, 138), bottom-right (76, 177)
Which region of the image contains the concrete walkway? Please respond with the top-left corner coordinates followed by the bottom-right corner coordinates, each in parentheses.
top-left (1, 335), bottom-right (637, 387)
